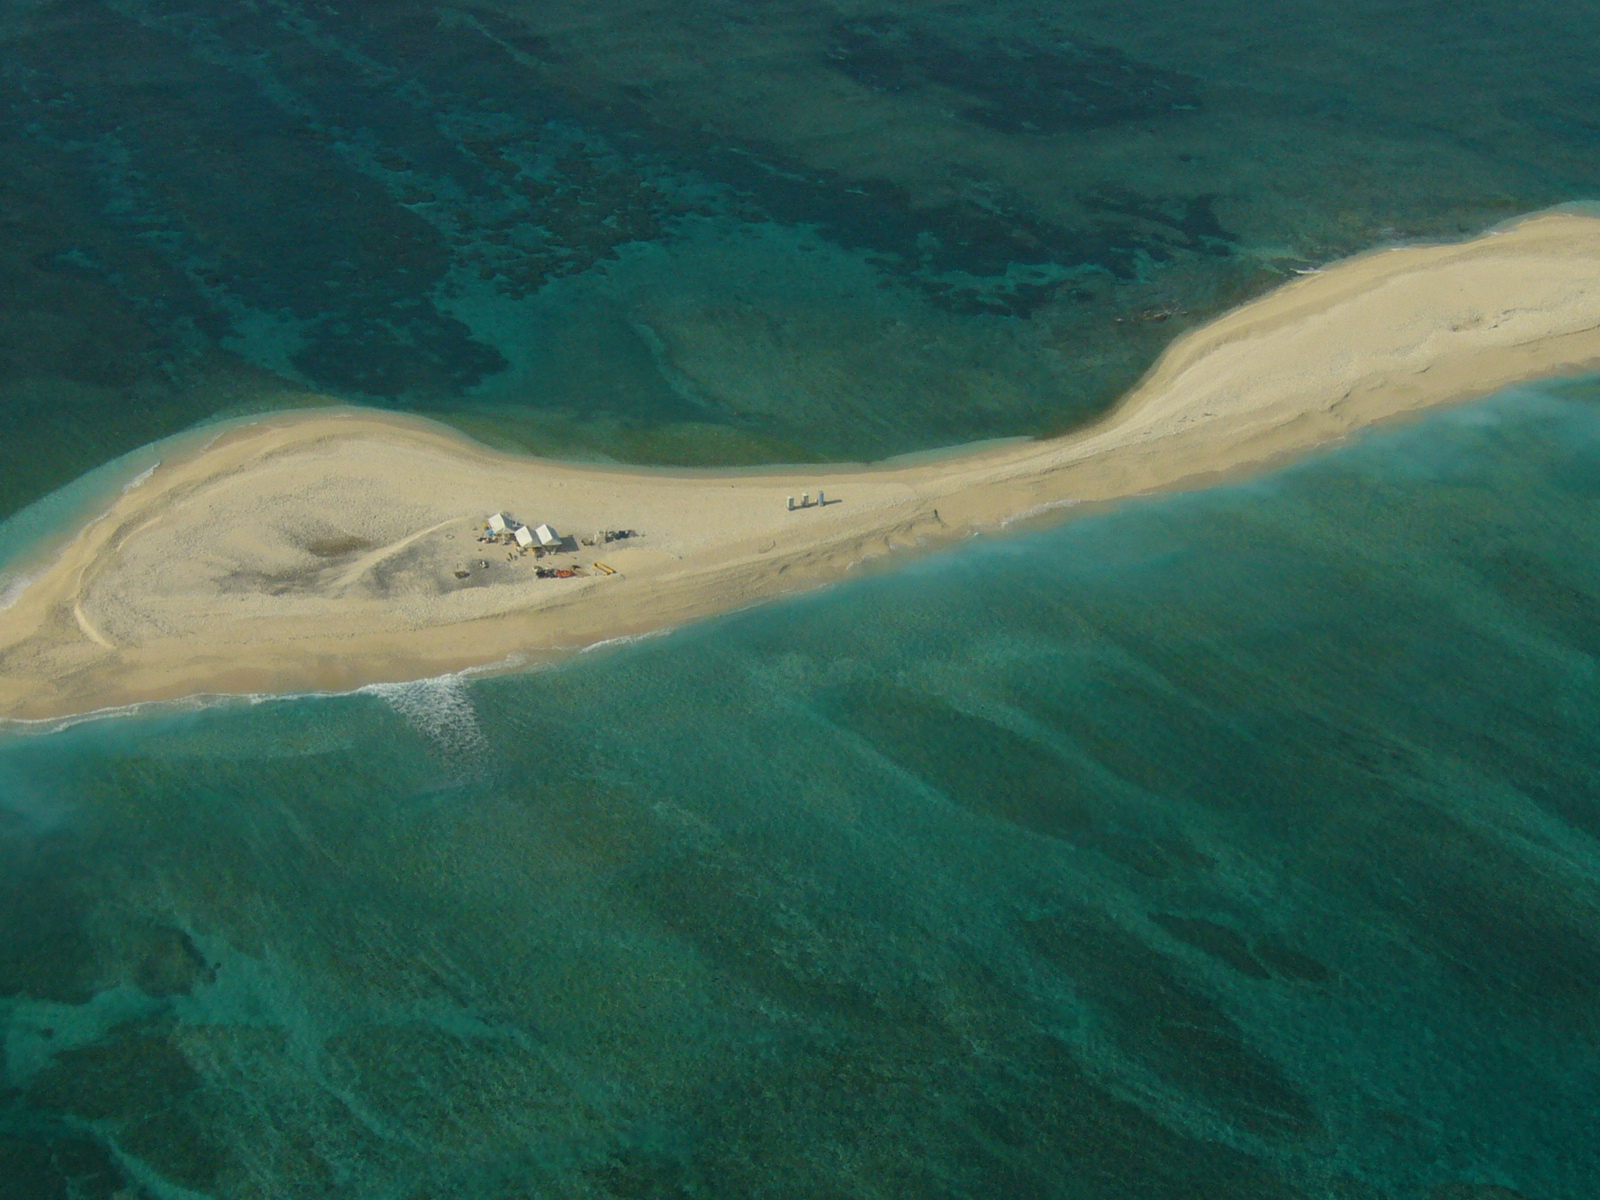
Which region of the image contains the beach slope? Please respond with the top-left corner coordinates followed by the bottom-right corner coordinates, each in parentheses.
top-left (4, 210), bottom-right (1600, 720)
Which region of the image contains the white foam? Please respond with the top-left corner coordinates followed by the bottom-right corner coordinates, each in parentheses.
top-left (0, 652), bottom-right (549, 747)
top-left (360, 675), bottom-right (491, 766)
top-left (122, 460), bottom-right (160, 493)
top-left (580, 629), bottom-right (671, 654)
top-left (999, 497), bottom-right (1083, 527)
top-left (0, 570), bottom-right (37, 614)
top-left (0, 694), bottom-right (224, 739)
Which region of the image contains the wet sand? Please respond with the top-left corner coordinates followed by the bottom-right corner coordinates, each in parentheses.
top-left (4, 210), bottom-right (1600, 721)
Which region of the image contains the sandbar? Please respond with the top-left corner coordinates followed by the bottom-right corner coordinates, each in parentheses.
top-left (4, 209), bottom-right (1600, 721)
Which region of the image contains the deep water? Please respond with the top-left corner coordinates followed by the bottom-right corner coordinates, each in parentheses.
top-left (7, 0), bottom-right (1600, 516)
top-left (2, 382), bottom-right (1598, 1198)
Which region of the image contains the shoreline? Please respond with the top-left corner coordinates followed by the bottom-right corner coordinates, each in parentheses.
top-left (4, 208), bottom-right (1600, 722)
top-left (0, 652), bottom-right (538, 738)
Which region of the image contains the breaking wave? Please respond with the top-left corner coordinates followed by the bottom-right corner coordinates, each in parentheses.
top-left (0, 571), bottom-right (34, 614)
top-left (361, 675), bottom-right (491, 770)
top-left (122, 461), bottom-right (160, 493)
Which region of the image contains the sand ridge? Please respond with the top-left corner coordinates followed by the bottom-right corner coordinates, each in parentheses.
top-left (4, 209), bottom-right (1600, 721)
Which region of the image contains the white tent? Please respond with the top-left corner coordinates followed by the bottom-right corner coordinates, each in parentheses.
top-left (534, 523), bottom-right (560, 548)
top-left (487, 513), bottom-right (508, 533)
top-left (513, 525), bottom-right (535, 548)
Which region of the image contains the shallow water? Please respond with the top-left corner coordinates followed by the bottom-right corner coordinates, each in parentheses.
top-left (6, 0), bottom-right (1600, 516)
top-left (2, 382), bottom-right (1597, 1198)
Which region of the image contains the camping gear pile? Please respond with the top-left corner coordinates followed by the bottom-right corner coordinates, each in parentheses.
top-left (458, 513), bottom-right (629, 584)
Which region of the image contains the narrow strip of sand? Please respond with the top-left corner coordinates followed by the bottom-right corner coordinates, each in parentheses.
top-left (4, 209), bottom-right (1600, 721)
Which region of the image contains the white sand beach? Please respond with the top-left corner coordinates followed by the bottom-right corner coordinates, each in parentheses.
top-left (4, 209), bottom-right (1600, 721)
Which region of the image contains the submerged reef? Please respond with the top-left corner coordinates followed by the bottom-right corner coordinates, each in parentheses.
top-left (2, 387), bottom-right (1599, 1196)
top-left (6, 0), bottom-right (1600, 515)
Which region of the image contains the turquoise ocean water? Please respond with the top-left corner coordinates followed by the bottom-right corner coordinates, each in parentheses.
top-left (8, 0), bottom-right (1600, 516)
top-left (6, 0), bottom-right (1600, 1195)
top-left (3, 382), bottom-right (1598, 1197)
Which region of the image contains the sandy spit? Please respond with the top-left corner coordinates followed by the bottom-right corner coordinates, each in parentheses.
top-left (4, 209), bottom-right (1600, 721)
